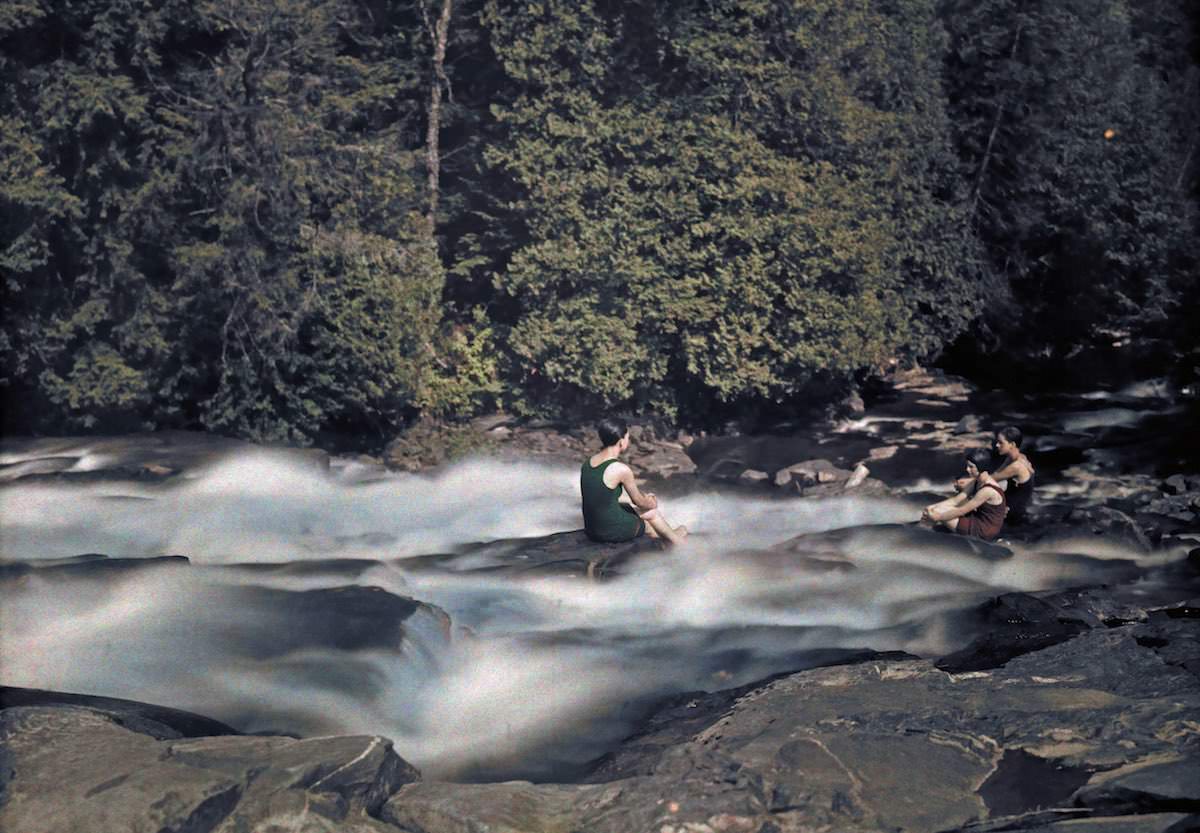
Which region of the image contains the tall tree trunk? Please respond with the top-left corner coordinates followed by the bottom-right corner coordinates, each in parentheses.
top-left (969, 20), bottom-right (1024, 225)
top-left (1175, 66), bottom-right (1199, 191)
top-left (424, 0), bottom-right (453, 237)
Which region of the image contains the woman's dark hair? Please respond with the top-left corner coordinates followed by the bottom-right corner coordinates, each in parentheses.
top-left (965, 447), bottom-right (993, 472)
top-left (596, 416), bottom-right (629, 447)
top-left (996, 425), bottom-right (1023, 448)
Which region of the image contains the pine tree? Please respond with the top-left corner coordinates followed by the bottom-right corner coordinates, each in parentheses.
top-left (1, 0), bottom-right (449, 443)
top-left (480, 0), bottom-right (976, 420)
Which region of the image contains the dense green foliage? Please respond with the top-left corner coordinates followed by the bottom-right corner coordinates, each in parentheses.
top-left (2, 0), bottom-right (1197, 441)
top-left (1, 0), bottom-right (449, 441)
top-left (941, 0), bottom-right (1199, 353)
top-left (479, 0), bottom-right (978, 419)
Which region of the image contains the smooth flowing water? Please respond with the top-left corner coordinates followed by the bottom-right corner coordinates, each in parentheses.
top-left (0, 438), bottom-right (1177, 780)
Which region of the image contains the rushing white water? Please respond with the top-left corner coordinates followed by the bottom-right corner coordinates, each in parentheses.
top-left (0, 450), bottom-right (1166, 780)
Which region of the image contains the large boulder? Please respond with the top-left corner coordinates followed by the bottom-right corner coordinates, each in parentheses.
top-left (1062, 506), bottom-right (1157, 551)
top-left (624, 435), bottom-right (698, 479)
top-left (1072, 755), bottom-right (1200, 815)
top-left (937, 586), bottom-right (1200, 674)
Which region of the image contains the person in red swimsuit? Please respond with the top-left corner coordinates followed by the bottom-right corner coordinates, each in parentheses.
top-left (921, 448), bottom-right (1007, 540)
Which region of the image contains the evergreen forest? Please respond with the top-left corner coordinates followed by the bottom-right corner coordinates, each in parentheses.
top-left (3, 0), bottom-right (1198, 447)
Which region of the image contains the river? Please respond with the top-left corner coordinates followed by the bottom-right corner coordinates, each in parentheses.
top-left (1, 378), bottom-right (1193, 781)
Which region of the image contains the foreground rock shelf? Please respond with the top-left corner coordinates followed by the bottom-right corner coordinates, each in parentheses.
top-left (4, 589), bottom-right (1197, 833)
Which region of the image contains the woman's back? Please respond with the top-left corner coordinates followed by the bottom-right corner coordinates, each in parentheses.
top-left (1005, 464), bottom-right (1035, 525)
top-left (581, 459), bottom-right (642, 542)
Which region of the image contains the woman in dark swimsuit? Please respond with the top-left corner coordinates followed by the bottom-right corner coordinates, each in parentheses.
top-left (581, 417), bottom-right (687, 546)
top-left (922, 448), bottom-right (1007, 540)
top-left (992, 425), bottom-right (1035, 525)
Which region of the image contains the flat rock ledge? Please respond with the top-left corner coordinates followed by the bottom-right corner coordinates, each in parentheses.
top-left (5, 600), bottom-right (1198, 833)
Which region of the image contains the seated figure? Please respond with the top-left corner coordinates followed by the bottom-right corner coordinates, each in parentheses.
top-left (581, 417), bottom-right (687, 546)
top-left (991, 425), bottom-right (1035, 525)
top-left (922, 448), bottom-right (1007, 541)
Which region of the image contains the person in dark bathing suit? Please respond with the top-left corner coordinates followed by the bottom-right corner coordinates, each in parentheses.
top-left (922, 448), bottom-right (1007, 540)
top-left (581, 417), bottom-right (688, 546)
top-left (991, 425), bottom-right (1035, 525)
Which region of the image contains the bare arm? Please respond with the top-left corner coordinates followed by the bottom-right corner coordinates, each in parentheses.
top-left (615, 464), bottom-right (658, 511)
top-left (992, 458), bottom-right (1031, 483)
top-left (931, 489), bottom-right (991, 522)
top-left (925, 488), bottom-right (971, 516)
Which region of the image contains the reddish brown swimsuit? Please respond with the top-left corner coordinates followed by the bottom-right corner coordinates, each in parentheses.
top-left (955, 483), bottom-right (1007, 541)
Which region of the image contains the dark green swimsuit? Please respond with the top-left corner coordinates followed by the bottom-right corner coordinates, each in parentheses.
top-left (581, 458), bottom-right (645, 542)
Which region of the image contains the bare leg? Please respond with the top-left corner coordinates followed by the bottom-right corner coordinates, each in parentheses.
top-left (640, 507), bottom-right (687, 547)
top-left (927, 493), bottom-right (967, 515)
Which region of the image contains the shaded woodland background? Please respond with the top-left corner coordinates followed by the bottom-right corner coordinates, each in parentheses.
top-left (2, 0), bottom-right (1198, 448)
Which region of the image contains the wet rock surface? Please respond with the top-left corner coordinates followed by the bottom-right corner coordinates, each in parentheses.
top-left (0, 705), bottom-right (414, 833)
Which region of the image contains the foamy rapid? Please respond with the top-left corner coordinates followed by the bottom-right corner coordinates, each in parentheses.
top-left (0, 452), bottom-right (1165, 779)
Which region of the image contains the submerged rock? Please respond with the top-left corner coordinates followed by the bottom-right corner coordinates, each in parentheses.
top-left (0, 430), bottom-right (328, 484)
top-left (398, 529), bottom-right (665, 580)
top-left (0, 553), bottom-right (190, 582)
top-left (774, 522), bottom-right (1014, 563)
top-left (0, 685), bottom-right (238, 739)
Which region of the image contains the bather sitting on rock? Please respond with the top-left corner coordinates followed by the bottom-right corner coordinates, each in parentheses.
top-left (582, 417), bottom-right (687, 546)
top-left (921, 448), bottom-right (1007, 540)
top-left (991, 425), bottom-right (1035, 525)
